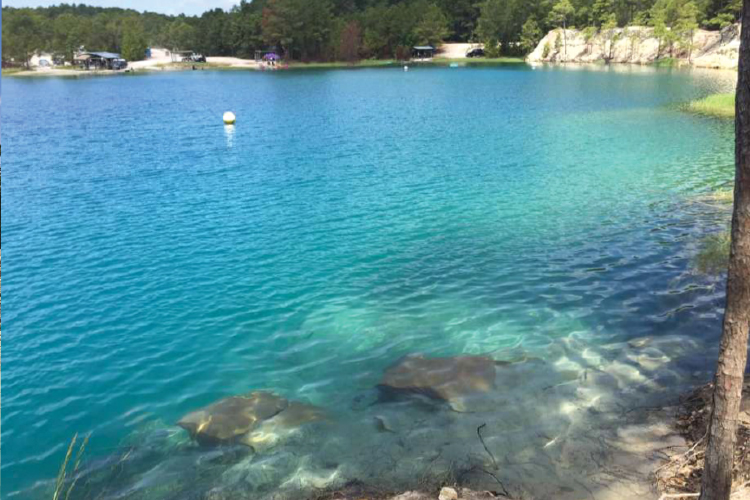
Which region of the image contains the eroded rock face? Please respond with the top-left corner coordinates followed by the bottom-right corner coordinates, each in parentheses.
top-left (526, 24), bottom-right (741, 69)
top-left (178, 391), bottom-right (324, 447)
top-left (377, 355), bottom-right (496, 409)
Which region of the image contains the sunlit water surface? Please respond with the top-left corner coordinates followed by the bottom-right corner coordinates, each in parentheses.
top-left (1, 65), bottom-right (740, 499)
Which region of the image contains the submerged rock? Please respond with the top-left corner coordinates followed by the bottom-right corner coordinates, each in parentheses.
top-left (377, 355), bottom-right (496, 410)
top-left (628, 337), bottom-right (652, 349)
top-left (242, 401), bottom-right (326, 450)
top-left (372, 414), bottom-right (397, 434)
top-left (178, 391), bottom-right (289, 446)
top-left (178, 391), bottom-right (324, 448)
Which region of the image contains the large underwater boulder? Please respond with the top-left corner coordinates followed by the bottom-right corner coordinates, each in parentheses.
top-left (178, 391), bottom-right (289, 446)
top-left (242, 401), bottom-right (326, 450)
top-left (178, 391), bottom-right (325, 448)
top-left (377, 355), bottom-right (497, 411)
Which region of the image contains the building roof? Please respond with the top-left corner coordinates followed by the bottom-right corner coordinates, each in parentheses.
top-left (413, 46), bottom-right (435, 50)
top-left (88, 52), bottom-right (121, 59)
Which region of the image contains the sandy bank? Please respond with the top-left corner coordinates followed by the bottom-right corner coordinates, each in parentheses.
top-left (437, 43), bottom-right (484, 59)
top-left (206, 56), bottom-right (260, 69)
top-left (6, 67), bottom-right (124, 77)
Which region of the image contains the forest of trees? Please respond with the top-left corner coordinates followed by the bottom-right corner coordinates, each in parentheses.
top-left (1, 0), bottom-right (744, 65)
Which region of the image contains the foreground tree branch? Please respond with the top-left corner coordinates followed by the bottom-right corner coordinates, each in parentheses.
top-left (699, 1), bottom-right (750, 499)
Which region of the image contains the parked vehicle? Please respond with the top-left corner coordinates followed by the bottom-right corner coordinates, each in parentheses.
top-left (466, 48), bottom-right (485, 58)
top-left (112, 58), bottom-right (128, 70)
top-left (181, 53), bottom-right (206, 63)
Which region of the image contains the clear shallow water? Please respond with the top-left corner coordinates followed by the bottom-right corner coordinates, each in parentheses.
top-left (0, 65), bottom-right (739, 499)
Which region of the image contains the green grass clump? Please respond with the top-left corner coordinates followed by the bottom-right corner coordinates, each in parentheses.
top-left (694, 231), bottom-right (731, 275)
top-left (286, 57), bottom-right (525, 70)
top-left (430, 57), bottom-right (525, 65)
top-left (1, 67), bottom-right (25, 75)
top-left (652, 57), bottom-right (681, 67)
top-left (687, 93), bottom-right (736, 118)
top-left (707, 188), bottom-right (734, 204)
top-left (286, 59), bottom-right (397, 70)
top-left (156, 62), bottom-right (235, 70)
top-left (53, 66), bottom-right (85, 71)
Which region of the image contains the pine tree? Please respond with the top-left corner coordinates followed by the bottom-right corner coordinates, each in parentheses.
top-left (601, 13), bottom-right (619, 60)
top-left (3, 9), bottom-right (44, 67)
top-left (550, 0), bottom-right (575, 61)
top-left (413, 4), bottom-right (451, 47)
top-left (699, 1), bottom-right (750, 498)
top-left (520, 16), bottom-right (542, 54)
top-left (675, 1), bottom-right (699, 61)
top-left (121, 17), bottom-right (147, 61)
top-left (338, 20), bottom-right (361, 62)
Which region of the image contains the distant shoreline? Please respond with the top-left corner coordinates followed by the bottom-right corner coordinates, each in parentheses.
top-left (2, 56), bottom-right (529, 78)
top-left (6, 55), bottom-right (744, 79)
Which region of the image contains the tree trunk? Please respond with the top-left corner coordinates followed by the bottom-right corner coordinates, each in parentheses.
top-left (699, 1), bottom-right (750, 499)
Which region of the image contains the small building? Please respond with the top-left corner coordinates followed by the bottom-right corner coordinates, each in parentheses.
top-left (75, 52), bottom-right (127, 70)
top-left (412, 46), bottom-right (436, 60)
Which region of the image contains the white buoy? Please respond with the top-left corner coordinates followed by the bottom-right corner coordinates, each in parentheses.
top-left (223, 111), bottom-right (236, 125)
top-left (404, 65), bottom-right (409, 71)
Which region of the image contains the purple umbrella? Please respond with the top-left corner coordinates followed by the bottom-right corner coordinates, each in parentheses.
top-left (263, 53), bottom-right (280, 61)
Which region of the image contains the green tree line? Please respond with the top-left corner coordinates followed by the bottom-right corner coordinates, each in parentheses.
top-left (2, 0), bottom-right (742, 66)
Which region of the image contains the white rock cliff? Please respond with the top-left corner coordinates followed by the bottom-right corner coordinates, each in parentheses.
top-left (527, 24), bottom-right (740, 69)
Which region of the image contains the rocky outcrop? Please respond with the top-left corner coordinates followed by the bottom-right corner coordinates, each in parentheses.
top-left (527, 24), bottom-right (740, 69)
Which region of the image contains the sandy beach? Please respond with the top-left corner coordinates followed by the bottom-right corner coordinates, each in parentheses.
top-left (437, 43), bottom-right (483, 59)
top-left (4, 43), bottom-right (493, 77)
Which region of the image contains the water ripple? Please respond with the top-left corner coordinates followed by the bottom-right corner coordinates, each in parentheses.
top-left (1, 66), bottom-right (736, 498)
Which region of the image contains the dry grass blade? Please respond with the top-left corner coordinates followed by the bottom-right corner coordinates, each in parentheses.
top-left (65, 433), bottom-right (90, 500)
top-left (52, 432), bottom-right (90, 500)
top-left (53, 433), bottom-right (78, 500)
top-left (655, 433), bottom-right (707, 474)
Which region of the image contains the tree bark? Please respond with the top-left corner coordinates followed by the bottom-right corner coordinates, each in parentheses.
top-left (699, 2), bottom-right (750, 499)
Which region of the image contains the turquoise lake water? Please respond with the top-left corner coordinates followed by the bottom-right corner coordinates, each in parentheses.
top-left (0, 65), bottom-right (739, 499)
